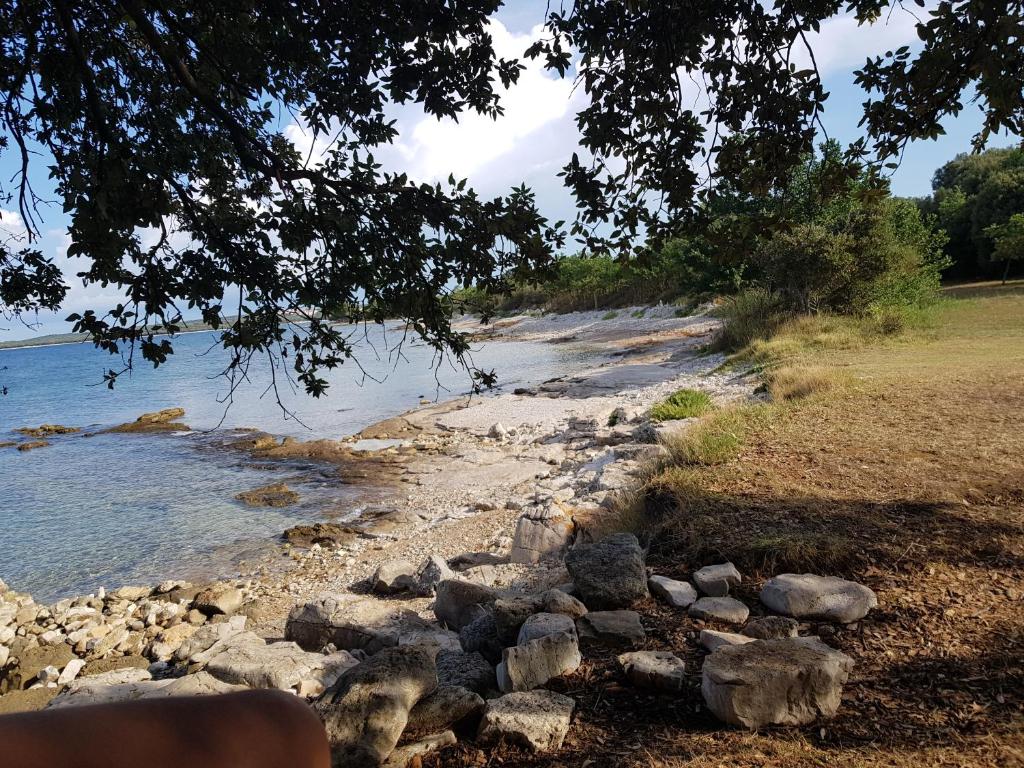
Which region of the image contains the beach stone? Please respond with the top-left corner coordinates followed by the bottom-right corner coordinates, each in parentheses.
top-left (488, 423), bottom-right (508, 439)
top-left (497, 631), bottom-right (581, 693)
top-left (700, 629), bottom-right (755, 653)
top-left (435, 650), bottom-right (495, 694)
top-left (648, 575), bottom-right (698, 608)
top-left (509, 506), bottom-right (575, 564)
top-left (110, 585), bottom-right (153, 602)
top-left (760, 574), bottom-right (878, 623)
top-left (372, 560), bottom-right (418, 595)
top-left (205, 632), bottom-right (358, 691)
top-left (56, 658), bottom-right (86, 685)
top-left (617, 650), bottom-right (686, 693)
top-left (742, 616), bottom-right (800, 640)
top-left (405, 685), bottom-right (484, 738)
top-left (517, 613), bottom-right (577, 645)
top-left (175, 617), bottom-right (247, 663)
top-left (315, 645), bottom-right (437, 768)
top-left (36, 665), bottom-right (61, 685)
top-left (458, 613), bottom-right (503, 665)
top-left (564, 533), bottom-right (648, 610)
top-left (384, 731), bottom-right (456, 768)
top-left (477, 690), bottom-right (575, 752)
top-left (576, 610), bottom-right (645, 650)
top-left (689, 597), bottom-right (749, 624)
top-left (701, 637), bottom-right (854, 729)
top-left (693, 563), bottom-right (742, 597)
top-left (414, 555), bottom-right (456, 596)
top-left (234, 482), bottom-right (299, 507)
top-left (433, 580), bottom-right (497, 631)
top-left (192, 585), bottom-right (244, 616)
top-left (148, 622), bottom-right (200, 661)
top-left (493, 590), bottom-right (587, 646)
top-left (286, 594), bottom-right (417, 654)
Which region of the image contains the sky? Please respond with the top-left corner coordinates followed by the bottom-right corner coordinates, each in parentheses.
top-left (1, 1), bottom-right (1018, 341)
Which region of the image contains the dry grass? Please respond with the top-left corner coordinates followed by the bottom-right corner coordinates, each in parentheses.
top-left (766, 365), bottom-right (851, 401)
top-left (426, 283), bottom-right (1024, 768)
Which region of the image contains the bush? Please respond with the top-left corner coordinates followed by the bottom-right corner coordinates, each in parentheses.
top-left (649, 388), bottom-right (714, 421)
top-left (713, 289), bottom-right (786, 351)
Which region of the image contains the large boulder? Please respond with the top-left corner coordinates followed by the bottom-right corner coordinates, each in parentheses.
top-left (315, 646), bottom-right (437, 768)
top-left (576, 610), bottom-right (645, 650)
top-left (433, 580), bottom-right (497, 631)
top-left (493, 589), bottom-right (587, 645)
top-left (509, 506), bottom-right (575, 564)
top-left (693, 563), bottom-right (742, 597)
top-left (372, 560), bottom-right (418, 595)
top-left (477, 690), bottom-right (575, 751)
top-left (414, 555), bottom-right (456, 596)
top-left (175, 617), bottom-right (248, 663)
top-left (458, 613), bottom-right (503, 665)
top-left (496, 631), bottom-right (582, 693)
top-left (435, 649), bottom-right (496, 694)
top-left (701, 637), bottom-right (854, 729)
top-left (286, 594), bottom-right (421, 654)
top-left (192, 584), bottom-right (244, 616)
top-left (204, 632), bottom-right (358, 692)
top-left (564, 533), bottom-right (648, 610)
top-left (760, 574), bottom-right (878, 624)
top-left (617, 651), bottom-right (686, 693)
top-left (49, 671), bottom-right (244, 708)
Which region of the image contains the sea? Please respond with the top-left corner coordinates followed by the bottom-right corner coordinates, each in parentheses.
top-left (0, 324), bottom-right (595, 602)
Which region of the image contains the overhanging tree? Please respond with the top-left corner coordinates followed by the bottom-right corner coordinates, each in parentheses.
top-left (1, 1), bottom-right (1021, 395)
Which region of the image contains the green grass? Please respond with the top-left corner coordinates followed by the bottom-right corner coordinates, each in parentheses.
top-left (648, 388), bottom-right (714, 422)
top-left (601, 310), bottom-right (619, 320)
top-left (631, 308), bottom-right (646, 318)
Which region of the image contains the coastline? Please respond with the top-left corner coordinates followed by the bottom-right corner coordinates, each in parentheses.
top-left (0, 304), bottom-right (757, 711)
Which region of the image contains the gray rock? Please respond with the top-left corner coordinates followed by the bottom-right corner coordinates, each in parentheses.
top-left (617, 650), bottom-right (686, 692)
top-left (405, 685), bottom-right (484, 738)
top-left (205, 632), bottom-right (357, 691)
top-left (688, 597), bottom-right (749, 624)
top-left (564, 533), bottom-right (648, 610)
top-left (433, 580), bottom-right (497, 631)
top-left (517, 613), bottom-right (577, 645)
top-left (51, 670), bottom-right (245, 708)
top-left (285, 594), bottom-right (413, 654)
top-left (436, 649), bottom-right (495, 694)
top-left (493, 589), bottom-right (587, 646)
top-left (693, 562), bottom-right (742, 597)
top-left (612, 442), bottom-right (669, 461)
top-left (315, 646), bottom-right (437, 768)
top-left (477, 690), bottom-right (575, 752)
top-left (699, 629), bottom-right (755, 653)
top-left (372, 560), bottom-right (418, 595)
top-left (458, 612), bottom-right (503, 665)
top-left (760, 574), bottom-right (878, 623)
top-left (701, 637), bottom-right (854, 729)
top-left (496, 631), bottom-right (582, 693)
top-left (648, 575), bottom-right (698, 608)
top-left (509, 506), bottom-right (575, 564)
top-left (742, 616), bottom-right (800, 640)
top-left (382, 730), bottom-right (456, 768)
top-left (414, 555), bottom-right (456, 596)
top-left (192, 585), bottom-right (244, 616)
top-left (576, 610), bottom-right (645, 650)
top-left (175, 617), bottom-right (248, 663)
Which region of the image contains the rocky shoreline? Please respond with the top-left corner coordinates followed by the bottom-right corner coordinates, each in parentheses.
top-left (0, 306), bottom-right (881, 766)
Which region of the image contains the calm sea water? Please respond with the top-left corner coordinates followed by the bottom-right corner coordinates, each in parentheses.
top-left (0, 325), bottom-right (595, 602)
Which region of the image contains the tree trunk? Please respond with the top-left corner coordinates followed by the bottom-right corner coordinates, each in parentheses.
top-left (1003, 258), bottom-right (1011, 285)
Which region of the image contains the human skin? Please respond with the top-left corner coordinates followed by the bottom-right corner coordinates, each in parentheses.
top-left (0, 689), bottom-right (331, 768)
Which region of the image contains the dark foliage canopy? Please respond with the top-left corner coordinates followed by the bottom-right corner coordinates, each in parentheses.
top-left (1, 1), bottom-right (1021, 395)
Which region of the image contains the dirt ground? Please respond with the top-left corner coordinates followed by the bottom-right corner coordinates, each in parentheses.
top-left (426, 285), bottom-right (1024, 768)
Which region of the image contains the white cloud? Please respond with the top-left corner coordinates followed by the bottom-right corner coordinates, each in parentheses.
top-left (390, 20), bottom-right (582, 183)
top-left (794, 6), bottom-right (927, 77)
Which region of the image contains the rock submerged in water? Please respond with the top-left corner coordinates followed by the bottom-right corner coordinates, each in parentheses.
top-left (564, 532), bottom-right (648, 609)
top-left (234, 482), bottom-right (300, 508)
top-left (760, 574), bottom-right (878, 624)
top-left (701, 637), bottom-right (854, 729)
top-left (104, 407), bottom-right (188, 433)
top-left (16, 424), bottom-right (80, 438)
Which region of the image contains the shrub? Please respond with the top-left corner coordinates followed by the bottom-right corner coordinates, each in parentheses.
top-left (649, 388), bottom-right (714, 421)
top-left (713, 289), bottom-right (786, 351)
top-left (602, 310), bottom-right (618, 320)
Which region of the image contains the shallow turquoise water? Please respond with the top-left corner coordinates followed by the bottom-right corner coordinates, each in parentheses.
top-left (0, 326), bottom-right (594, 601)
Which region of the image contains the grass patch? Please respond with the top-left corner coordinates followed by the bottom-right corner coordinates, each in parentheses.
top-left (767, 365), bottom-right (851, 401)
top-left (661, 404), bottom-right (769, 465)
top-left (601, 310), bottom-right (618, 320)
top-left (631, 308), bottom-right (646, 318)
top-left (648, 388), bottom-right (714, 421)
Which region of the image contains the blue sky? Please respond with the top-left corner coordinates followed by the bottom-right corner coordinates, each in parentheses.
top-left (1, 1), bottom-right (1018, 341)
